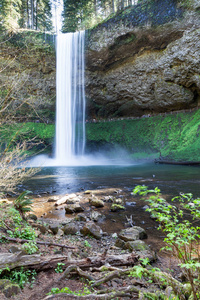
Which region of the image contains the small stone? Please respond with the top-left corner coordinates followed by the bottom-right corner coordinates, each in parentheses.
top-left (49, 224), bottom-right (59, 235)
top-left (75, 213), bottom-right (88, 222)
top-left (80, 221), bottom-right (102, 239)
top-left (37, 224), bottom-right (47, 234)
top-left (62, 223), bottom-right (79, 235)
top-left (115, 238), bottom-right (126, 249)
top-left (112, 233), bottom-right (118, 238)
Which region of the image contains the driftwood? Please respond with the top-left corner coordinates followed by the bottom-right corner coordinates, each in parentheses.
top-left (1, 235), bottom-right (76, 249)
top-left (0, 251), bottom-right (138, 272)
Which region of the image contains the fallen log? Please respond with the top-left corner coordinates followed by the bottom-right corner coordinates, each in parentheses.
top-left (0, 251), bottom-right (138, 272)
top-left (1, 235), bottom-right (76, 249)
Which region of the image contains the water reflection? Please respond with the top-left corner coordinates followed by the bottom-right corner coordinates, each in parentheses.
top-left (23, 163), bottom-right (200, 197)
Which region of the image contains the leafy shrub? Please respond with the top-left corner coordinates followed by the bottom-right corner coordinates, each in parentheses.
top-left (133, 185), bottom-right (200, 300)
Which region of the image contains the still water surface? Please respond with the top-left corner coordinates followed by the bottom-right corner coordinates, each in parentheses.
top-left (24, 162), bottom-right (200, 197)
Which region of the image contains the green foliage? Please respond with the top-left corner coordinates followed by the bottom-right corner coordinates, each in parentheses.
top-left (0, 122), bottom-right (55, 156)
top-left (0, 267), bottom-right (37, 289)
top-left (134, 185), bottom-right (200, 299)
top-left (22, 241), bottom-right (38, 254)
top-left (7, 226), bottom-right (36, 240)
top-left (86, 109), bottom-right (200, 162)
top-left (47, 286), bottom-right (93, 296)
top-left (13, 191), bottom-right (33, 219)
top-left (84, 240), bottom-right (92, 248)
top-left (0, 0), bottom-right (53, 32)
top-left (54, 263), bottom-right (65, 273)
top-left (0, 204), bottom-right (36, 240)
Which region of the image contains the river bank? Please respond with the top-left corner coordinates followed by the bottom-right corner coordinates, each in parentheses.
top-left (0, 186), bottom-right (178, 299)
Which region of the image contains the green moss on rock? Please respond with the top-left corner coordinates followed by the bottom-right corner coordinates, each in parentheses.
top-left (86, 109), bottom-right (200, 162)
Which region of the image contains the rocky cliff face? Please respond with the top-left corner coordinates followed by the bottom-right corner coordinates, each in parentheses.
top-left (85, 0), bottom-right (200, 118)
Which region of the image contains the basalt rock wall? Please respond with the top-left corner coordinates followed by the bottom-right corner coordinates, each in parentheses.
top-left (85, 0), bottom-right (200, 119)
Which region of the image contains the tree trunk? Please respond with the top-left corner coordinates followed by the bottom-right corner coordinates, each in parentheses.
top-left (0, 252), bottom-right (138, 272)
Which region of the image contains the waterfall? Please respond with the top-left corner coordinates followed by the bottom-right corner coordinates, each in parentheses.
top-left (55, 31), bottom-right (86, 163)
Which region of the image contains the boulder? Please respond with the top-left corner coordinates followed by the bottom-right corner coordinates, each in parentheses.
top-left (125, 240), bottom-right (150, 252)
top-left (89, 197), bottom-right (104, 208)
top-left (65, 203), bottom-right (84, 213)
top-left (62, 223), bottom-right (79, 235)
top-left (80, 221), bottom-right (102, 239)
top-left (118, 226), bottom-right (147, 242)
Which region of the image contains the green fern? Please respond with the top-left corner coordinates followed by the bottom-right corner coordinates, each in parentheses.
top-left (13, 191), bottom-right (33, 219)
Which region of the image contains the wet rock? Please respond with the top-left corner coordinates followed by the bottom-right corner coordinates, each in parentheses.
top-left (27, 213), bottom-right (38, 221)
top-left (89, 211), bottom-right (103, 222)
top-left (0, 279), bottom-right (21, 298)
top-left (115, 198), bottom-right (123, 205)
top-left (111, 204), bottom-right (125, 212)
top-left (65, 203), bottom-right (84, 213)
top-left (62, 223), bottom-right (79, 235)
top-left (80, 221), bottom-right (102, 239)
top-left (84, 190), bottom-right (91, 194)
top-left (125, 240), bottom-right (150, 252)
top-left (55, 193), bottom-right (81, 206)
top-left (47, 196), bottom-right (60, 202)
top-left (49, 224), bottom-right (59, 235)
top-left (119, 226), bottom-right (147, 242)
top-left (89, 197), bottom-right (104, 208)
top-left (75, 213), bottom-right (88, 222)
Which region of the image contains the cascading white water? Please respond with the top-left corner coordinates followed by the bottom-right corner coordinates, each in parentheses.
top-left (29, 30), bottom-right (130, 167)
top-left (55, 31), bottom-right (86, 163)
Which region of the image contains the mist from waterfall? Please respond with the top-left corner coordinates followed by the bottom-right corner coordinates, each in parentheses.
top-left (55, 31), bottom-right (86, 164)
